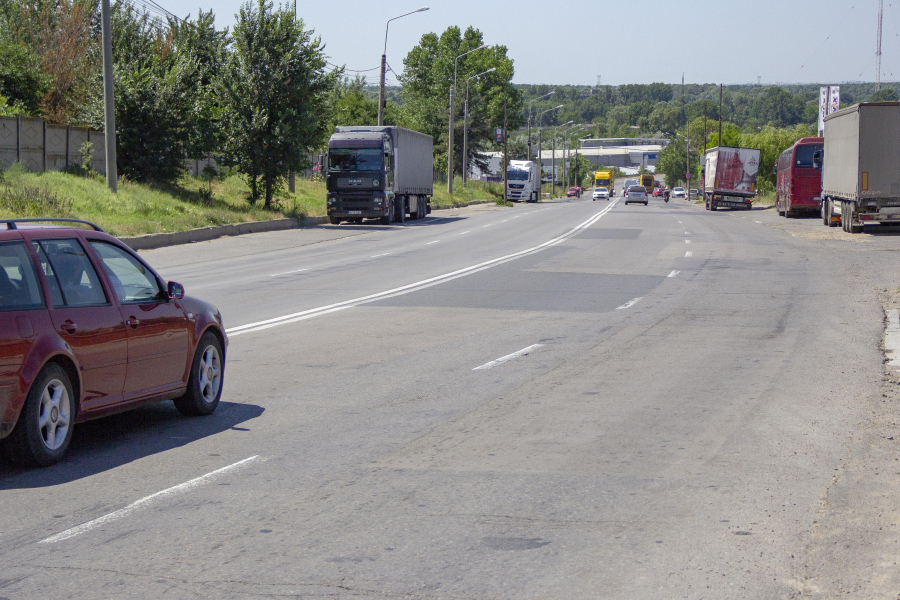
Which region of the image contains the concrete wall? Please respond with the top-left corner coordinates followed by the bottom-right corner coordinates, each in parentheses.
top-left (0, 116), bottom-right (107, 174)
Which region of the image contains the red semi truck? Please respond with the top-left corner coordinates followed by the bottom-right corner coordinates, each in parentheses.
top-left (703, 146), bottom-right (761, 211)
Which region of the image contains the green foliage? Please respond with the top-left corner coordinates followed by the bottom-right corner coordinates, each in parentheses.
top-left (738, 124), bottom-right (815, 188)
top-left (0, 38), bottom-right (49, 115)
top-left (399, 25), bottom-right (523, 175)
top-left (327, 75), bottom-right (401, 130)
top-left (869, 88), bottom-right (899, 102)
top-left (220, 0), bottom-right (336, 207)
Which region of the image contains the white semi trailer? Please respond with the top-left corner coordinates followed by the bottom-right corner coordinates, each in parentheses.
top-left (820, 102), bottom-right (900, 233)
top-left (506, 160), bottom-right (540, 202)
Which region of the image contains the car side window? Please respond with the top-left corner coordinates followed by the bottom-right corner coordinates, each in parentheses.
top-left (32, 239), bottom-right (107, 307)
top-left (0, 241), bottom-right (45, 311)
top-left (88, 241), bottom-right (162, 304)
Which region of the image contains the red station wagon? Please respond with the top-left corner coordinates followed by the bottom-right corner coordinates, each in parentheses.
top-left (0, 219), bottom-right (227, 467)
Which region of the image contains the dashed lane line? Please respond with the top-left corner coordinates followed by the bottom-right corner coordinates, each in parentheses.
top-left (473, 344), bottom-right (544, 371)
top-left (40, 456), bottom-right (261, 544)
top-left (668, 270), bottom-right (680, 278)
top-left (616, 297), bottom-right (643, 310)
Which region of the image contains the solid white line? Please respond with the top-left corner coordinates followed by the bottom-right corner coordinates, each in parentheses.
top-left (426, 240), bottom-right (440, 245)
top-left (685, 240), bottom-right (691, 244)
top-left (39, 456), bottom-right (260, 544)
top-left (886, 309), bottom-right (900, 372)
top-left (269, 268), bottom-right (308, 277)
top-left (685, 251), bottom-right (693, 257)
top-left (371, 252), bottom-right (394, 258)
top-left (616, 297), bottom-right (643, 310)
top-left (668, 270), bottom-right (680, 278)
top-left (226, 200), bottom-right (621, 336)
top-left (473, 344), bottom-right (543, 370)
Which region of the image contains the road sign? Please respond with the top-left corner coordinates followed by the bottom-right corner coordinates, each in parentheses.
top-left (495, 128), bottom-right (503, 142)
top-left (686, 173), bottom-right (691, 179)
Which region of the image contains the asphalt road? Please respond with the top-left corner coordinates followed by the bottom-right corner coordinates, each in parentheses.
top-left (2, 196), bottom-right (900, 599)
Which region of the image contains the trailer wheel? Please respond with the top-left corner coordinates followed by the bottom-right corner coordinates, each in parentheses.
top-left (380, 202), bottom-right (394, 225)
top-left (395, 197), bottom-right (406, 224)
top-left (329, 217), bottom-right (342, 225)
top-left (825, 199), bottom-right (837, 227)
top-left (710, 198), bottom-right (717, 211)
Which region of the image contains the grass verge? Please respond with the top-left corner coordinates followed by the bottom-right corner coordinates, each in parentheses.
top-left (0, 165), bottom-right (507, 237)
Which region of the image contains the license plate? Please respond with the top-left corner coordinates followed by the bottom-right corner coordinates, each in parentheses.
top-left (348, 211), bottom-right (361, 215)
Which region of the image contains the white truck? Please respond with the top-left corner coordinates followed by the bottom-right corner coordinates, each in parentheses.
top-left (703, 146), bottom-right (761, 211)
top-left (820, 102), bottom-right (900, 232)
top-left (506, 160), bottom-right (540, 202)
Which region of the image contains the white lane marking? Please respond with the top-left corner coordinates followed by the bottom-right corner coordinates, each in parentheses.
top-left (227, 200), bottom-right (621, 336)
top-left (685, 251), bottom-right (693, 257)
top-left (426, 240), bottom-right (440, 245)
top-left (668, 270), bottom-right (680, 278)
top-left (684, 231), bottom-right (691, 235)
top-left (685, 240), bottom-right (691, 244)
top-left (483, 223), bottom-right (493, 228)
top-left (269, 268), bottom-right (308, 277)
top-left (616, 297), bottom-right (643, 310)
top-left (677, 221), bottom-right (682, 224)
top-left (473, 344), bottom-right (543, 370)
top-left (371, 252), bottom-right (394, 258)
top-left (40, 456), bottom-right (260, 544)
top-left (459, 231), bottom-right (470, 235)
top-left (886, 309), bottom-right (900, 372)
top-left (502, 220), bottom-right (509, 223)
top-left (754, 220), bottom-right (762, 224)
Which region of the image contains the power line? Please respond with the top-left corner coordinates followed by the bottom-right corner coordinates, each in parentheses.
top-left (789, 3), bottom-right (857, 82)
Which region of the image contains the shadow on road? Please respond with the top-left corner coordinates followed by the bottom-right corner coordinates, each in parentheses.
top-left (0, 400), bottom-right (264, 488)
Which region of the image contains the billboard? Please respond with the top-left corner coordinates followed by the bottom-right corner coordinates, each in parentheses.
top-left (709, 147), bottom-right (761, 194)
top-left (819, 85), bottom-right (840, 135)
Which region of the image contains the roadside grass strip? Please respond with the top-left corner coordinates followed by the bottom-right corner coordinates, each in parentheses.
top-left (227, 199), bottom-right (621, 336)
top-left (887, 309), bottom-right (900, 373)
top-left (473, 344), bottom-right (544, 371)
top-left (39, 456), bottom-right (260, 544)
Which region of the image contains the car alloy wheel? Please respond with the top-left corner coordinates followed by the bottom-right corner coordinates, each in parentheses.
top-left (38, 377), bottom-right (71, 451)
top-left (174, 332), bottom-right (225, 416)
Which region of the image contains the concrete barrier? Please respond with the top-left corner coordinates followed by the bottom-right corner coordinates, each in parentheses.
top-left (121, 217), bottom-right (301, 251)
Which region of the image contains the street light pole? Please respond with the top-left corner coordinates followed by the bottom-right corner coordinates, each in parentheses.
top-left (527, 91), bottom-right (555, 163)
top-left (100, 0), bottom-right (117, 193)
top-left (378, 7), bottom-right (429, 127)
top-left (536, 104), bottom-right (563, 199)
top-left (560, 122), bottom-right (577, 189)
top-left (448, 43), bottom-right (488, 194)
top-left (462, 67), bottom-right (496, 185)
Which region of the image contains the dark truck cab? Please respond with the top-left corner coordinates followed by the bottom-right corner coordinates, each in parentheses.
top-left (325, 126), bottom-right (433, 225)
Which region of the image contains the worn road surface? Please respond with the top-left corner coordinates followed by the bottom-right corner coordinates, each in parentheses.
top-left (2, 197), bottom-right (900, 599)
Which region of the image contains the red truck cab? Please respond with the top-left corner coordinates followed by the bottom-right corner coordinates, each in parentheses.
top-left (776, 137), bottom-right (824, 218)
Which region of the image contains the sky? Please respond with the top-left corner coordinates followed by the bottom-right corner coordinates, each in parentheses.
top-left (147, 0), bottom-right (898, 87)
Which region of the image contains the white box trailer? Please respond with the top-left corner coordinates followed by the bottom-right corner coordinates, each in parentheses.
top-left (703, 146), bottom-right (761, 211)
top-left (821, 102), bottom-right (900, 232)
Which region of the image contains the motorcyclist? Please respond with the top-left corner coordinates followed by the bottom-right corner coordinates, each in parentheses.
top-left (664, 189), bottom-right (670, 203)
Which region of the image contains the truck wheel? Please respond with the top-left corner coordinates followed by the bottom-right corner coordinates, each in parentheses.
top-left (841, 201), bottom-right (849, 231)
top-left (380, 206), bottom-right (393, 225)
top-left (396, 198), bottom-right (406, 224)
top-left (329, 217), bottom-right (341, 225)
top-left (825, 199), bottom-right (837, 227)
top-left (710, 199), bottom-right (717, 211)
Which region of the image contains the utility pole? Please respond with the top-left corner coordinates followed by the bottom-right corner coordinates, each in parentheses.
top-left (503, 87), bottom-right (509, 203)
top-left (552, 134), bottom-right (556, 198)
top-left (100, 0), bottom-right (117, 193)
top-left (877, 0), bottom-right (884, 91)
top-left (718, 83), bottom-right (723, 148)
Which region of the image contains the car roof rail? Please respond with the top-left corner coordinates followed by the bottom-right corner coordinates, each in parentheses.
top-left (2, 218), bottom-right (105, 232)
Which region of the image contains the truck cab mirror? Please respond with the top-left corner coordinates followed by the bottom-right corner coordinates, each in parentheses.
top-left (812, 150), bottom-right (822, 169)
top-left (772, 164), bottom-right (778, 175)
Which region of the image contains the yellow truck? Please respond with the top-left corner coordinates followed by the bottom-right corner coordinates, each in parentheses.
top-left (593, 170), bottom-right (615, 196)
top-left (639, 173), bottom-right (655, 192)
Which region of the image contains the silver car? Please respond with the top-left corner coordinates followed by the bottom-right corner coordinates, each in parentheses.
top-left (624, 185), bottom-right (648, 206)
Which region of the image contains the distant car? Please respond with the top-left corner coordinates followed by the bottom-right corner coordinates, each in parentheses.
top-left (593, 187), bottom-right (609, 201)
top-left (624, 185), bottom-right (649, 205)
top-left (566, 187), bottom-right (578, 198)
top-left (652, 187), bottom-right (665, 197)
top-left (673, 187), bottom-right (686, 198)
top-left (689, 189), bottom-right (699, 198)
top-left (0, 218), bottom-right (227, 467)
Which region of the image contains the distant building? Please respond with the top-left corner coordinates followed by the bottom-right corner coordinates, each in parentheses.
top-left (537, 138), bottom-right (668, 177)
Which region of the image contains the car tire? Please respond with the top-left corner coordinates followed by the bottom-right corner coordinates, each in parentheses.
top-left (174, 332), bottom-right (224, 417)
top-left (644, 201), bottom-right (648, 205)
top-left (5, 363), bottom-right (75, 467)
top-left (329, 217), bottom-right (341, 225)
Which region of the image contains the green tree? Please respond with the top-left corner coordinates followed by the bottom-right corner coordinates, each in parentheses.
top-left (738, 124), bottom-right (815, 189)
top-left (220, 0), bottom-right (336, 206)
top-left (399, 25), bottom-right (523, 174)
top-left (0, 38), bottom-right (49, 115)
top-left (869, 88), bottom-right (899, 102)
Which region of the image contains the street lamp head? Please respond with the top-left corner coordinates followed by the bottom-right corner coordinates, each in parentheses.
top-left (416, 6), bottom-right (429, 11)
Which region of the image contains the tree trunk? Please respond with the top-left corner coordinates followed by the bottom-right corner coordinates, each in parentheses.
top-left (264, 176), bottom-right (273, 208)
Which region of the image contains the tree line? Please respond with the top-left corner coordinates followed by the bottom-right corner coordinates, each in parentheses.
top-left (0, 1), bottom-right (521, 204)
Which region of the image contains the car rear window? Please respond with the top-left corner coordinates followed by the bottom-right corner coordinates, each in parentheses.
top-left (32, 239), bottom-right (108, 307)
top-left (0, 242), bottom-right (45, 311)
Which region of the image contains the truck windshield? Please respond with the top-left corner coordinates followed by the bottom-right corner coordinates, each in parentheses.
top-left (507, 169), bottom-right (529, 181)
top-left (794, 144), bottom-right (822, 168)
top-left (329, 148), bottom-right (383, 171)
top-left (596, 178), bottom-right (610, 186)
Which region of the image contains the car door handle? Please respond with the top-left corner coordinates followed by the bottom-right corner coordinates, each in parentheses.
top-left (126, 318), bottom-right (140, 328)
top-left (61, 321), bottom-right (77, 334)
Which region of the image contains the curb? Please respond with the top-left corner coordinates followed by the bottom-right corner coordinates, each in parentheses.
top-left (122, 217), bottom-right (302, 251)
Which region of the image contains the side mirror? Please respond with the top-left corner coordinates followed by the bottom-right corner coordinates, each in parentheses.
top-left (812, 150), bottom-right (822, 169)
top-left (167, 281), bottom-right (185, 300)
top-left (772, 164), bottom-right (778, 175)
